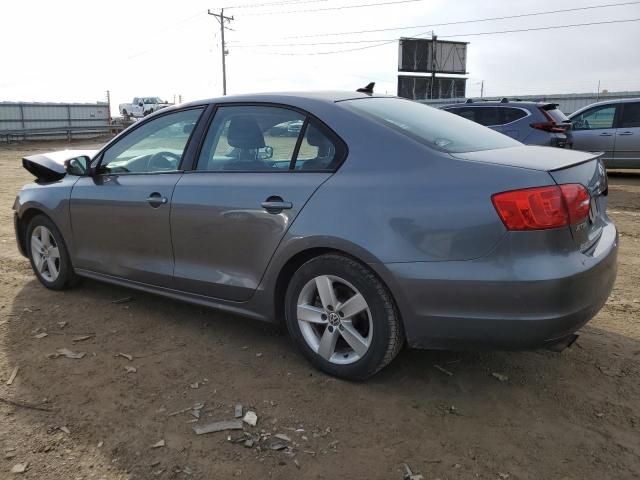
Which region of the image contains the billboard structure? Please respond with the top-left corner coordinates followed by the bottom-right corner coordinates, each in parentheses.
top-left (397, 37), bottom-right (468, 100)
top-left (398, 76), bottom-right (467, 101)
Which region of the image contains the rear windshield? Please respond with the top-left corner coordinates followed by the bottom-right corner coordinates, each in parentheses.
top-left (342, 97), bottom-right (520, 153)
top-left (542, 105), bottom-right (569, 122)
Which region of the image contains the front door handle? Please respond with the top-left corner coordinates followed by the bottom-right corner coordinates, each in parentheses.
top-left (599, 132), bottom-right (613, 136)
top-left (147, 192), bottom-right (168, 208)
top-left (618, 131), bottom-right (633, 136)
top-left (261, 196), bottom-right (293, 214)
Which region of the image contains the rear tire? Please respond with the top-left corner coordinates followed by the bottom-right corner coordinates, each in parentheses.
top-left (26, 215), bottom-right (78, 290)
top-left (284, 254), bottom-right (404, 380)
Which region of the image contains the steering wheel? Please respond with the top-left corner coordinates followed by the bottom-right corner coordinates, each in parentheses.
top-left (148, 151), bottom-right (181, 171)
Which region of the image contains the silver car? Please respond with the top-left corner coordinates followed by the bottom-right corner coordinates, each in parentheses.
top-left (13, 92), bottom-right (618, 379)
top-left (569, 98), bottom-right (640, 168)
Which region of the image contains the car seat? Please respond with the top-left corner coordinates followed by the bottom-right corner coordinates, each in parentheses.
top-left (224, 116), bottom-right (268, 170)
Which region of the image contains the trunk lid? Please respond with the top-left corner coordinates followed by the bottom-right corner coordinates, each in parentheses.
top-left (549, 156), bottom-right (608, 252)
top-left (22, 149), bottom-right (97, 182)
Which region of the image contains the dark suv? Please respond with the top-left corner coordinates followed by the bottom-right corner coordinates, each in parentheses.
top-left (440, 99), bottom-right (572, 148)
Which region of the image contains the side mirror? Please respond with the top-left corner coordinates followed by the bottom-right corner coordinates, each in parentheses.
top-left (138, 102), bottom-right (144, 107)
top-left (65, 156), bottom-right (93, 176)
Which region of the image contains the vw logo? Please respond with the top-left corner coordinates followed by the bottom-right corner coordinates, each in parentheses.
top-left (328, 312), bottom-right (341, 326)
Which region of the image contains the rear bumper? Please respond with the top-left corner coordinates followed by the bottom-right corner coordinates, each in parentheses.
top-left (386, 222), bottom-right (618, 350)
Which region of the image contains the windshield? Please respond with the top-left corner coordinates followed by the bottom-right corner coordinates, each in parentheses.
top-left (342, 97), bottom-right (521, 153)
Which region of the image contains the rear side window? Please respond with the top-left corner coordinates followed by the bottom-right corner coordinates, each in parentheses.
top-left (345, 98), bottom-right (520, 153)
top-left (620, 102), bottom-right (640, 128)
top-left (501, 107), bottom-right (527, 124)
top-left (294, 123), bottom-right (338, 170)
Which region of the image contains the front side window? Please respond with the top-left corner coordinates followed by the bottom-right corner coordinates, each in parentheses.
top-left (620, 102), bottom-right (640, 128)
top-left (572, 105), bottom-right (616, 130)
top-left (345, 98), bottom-right (520, 153)
top-left (100, 108), bottom-right (203, 174)
top-left (501, 107), bottom-right (528, 124)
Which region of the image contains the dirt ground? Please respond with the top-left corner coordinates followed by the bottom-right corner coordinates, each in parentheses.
top-left (0, 140), bottom-right (638, 480)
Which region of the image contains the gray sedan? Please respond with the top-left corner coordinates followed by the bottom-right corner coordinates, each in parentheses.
top-left (13, 92), bottom-right (618, 379)
top-left (569, 98), bottom-right (640, 168)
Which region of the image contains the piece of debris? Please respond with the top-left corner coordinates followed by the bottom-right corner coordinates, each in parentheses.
top-left (492, 372), bottom-right (509, 382)
top-left (433, 364), bottom-right (453, 376)
top-left (448, 405), bottom-right (461, 415)
top-left (234, 404), bottom-right (243, 418)
top-left (595, 412), bottom-right (605, 418)
top-left (243, 438), bottom-right (254, 448)
top-left (5, 450), bottom-right (17, 460)
top-left (97, 441), bottom-right (104, 448)
top-left (6, 366), bottom-right (19, 386)
top-left (57, 321), bottom-right (67, 329)
top-left (263, 436), bottom-right (289, 451)
top-left (11, 463), bottom-right (29, 474)
top-left (168, 403), bottom-right (204, 417)
top-left (498, 474), bottom-right (510, 479)
top-left (112, 297), bottom-right (133, 304)
top-left (255, 352), bottom-right (263, 358)
top-left (58, 426), bottom-right (70, 434)
top-left (190, 382), bottom-right (200, 389)
top-left (72, 335), bottom-right (94, 343)
top-left (116, 353), bottom-right (133, 361)
top-left (151, 439), bottom-right (165, 449)
top-left (47, 349), bottom-right (86, 360)
top-left (193, 420), bottom-right (243, 435)
top-left (183, 466), bottom-right (193, 475)
top-left (274, 433), bottom-right (292, 442)
top-left (243, 411), bottom-right (258, 427)
top-left (0, 396), bottom-right (53, 412)
top-left (403, 463), bottom-right (424, 480)
top-left (294, 459), bottom-right (300, 469)
top-left (34, 332), bottom-right (48, 339)
top-left (124, 366), bottom-right (137, 374)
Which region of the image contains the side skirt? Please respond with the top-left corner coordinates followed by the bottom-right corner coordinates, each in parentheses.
top-left (75, 269), bottom-right (270, 323)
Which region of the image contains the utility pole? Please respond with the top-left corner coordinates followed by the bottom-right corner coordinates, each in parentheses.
top-left (105, 90), bottom-right (112, 124)
top-left (596, 80), bottom-right (601, 102)
top-left (429, 34), bottom-right (437, 100)
top-left (480, 80), bottom-right (484, 99)
top-left (208, 8), bottom-right (234, 96)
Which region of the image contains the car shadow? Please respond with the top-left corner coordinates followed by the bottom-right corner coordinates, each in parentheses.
top-left (2, 277), bottom-right (640, 479)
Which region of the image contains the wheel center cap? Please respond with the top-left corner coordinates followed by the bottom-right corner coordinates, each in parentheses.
top-left (328, 312), bottom-right (340, 326)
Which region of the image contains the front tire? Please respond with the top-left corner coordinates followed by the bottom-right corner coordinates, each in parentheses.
top-left (26, 215), bottom-right (78, 290)
top-left (284, 254), bottom-right (404, 380)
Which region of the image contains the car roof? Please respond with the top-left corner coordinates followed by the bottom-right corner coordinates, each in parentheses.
top-left (440, 101), bottom-right (549, 108)
top-left (180, 91), bottom-right (388, 109)
top-left (569, 97), bottom-right (640, 117)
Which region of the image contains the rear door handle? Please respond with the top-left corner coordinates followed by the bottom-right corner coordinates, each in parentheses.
top-left (147, 192), bottom-right (168, 208)
top-left (261, 196), bottom-right (293, 214)
top-left (618, 131), bottom-right (633, 136)
top-left (599, 132), bottom-right (613, 136)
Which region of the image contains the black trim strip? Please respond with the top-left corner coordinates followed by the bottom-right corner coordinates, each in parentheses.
top-left (290, 117), bottom-right (309, 170)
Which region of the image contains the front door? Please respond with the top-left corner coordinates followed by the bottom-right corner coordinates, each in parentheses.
top-left (570, 104), bottom-right (619, 164)
top-left (613, 101), bottom-right (640, 167)
top-left (70, 108), bottom-right (204, 286)
top-left (171, 105), bottom-right (343, 301)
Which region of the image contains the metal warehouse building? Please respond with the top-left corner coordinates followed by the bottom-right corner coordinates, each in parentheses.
top-left (0, 101), bottom-right (111, 142)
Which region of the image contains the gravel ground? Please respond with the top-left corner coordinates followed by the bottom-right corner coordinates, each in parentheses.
top-left (0, 140), bottom-right (639, 480)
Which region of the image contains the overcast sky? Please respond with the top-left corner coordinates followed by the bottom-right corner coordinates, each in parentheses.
top-left (2, 0), bottom-right (639, 113)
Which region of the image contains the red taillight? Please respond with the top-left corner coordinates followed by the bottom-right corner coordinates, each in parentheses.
top-left (492, 184), bottom-right (590, 231)
top-left (530, 121), bottom-right (567, 133)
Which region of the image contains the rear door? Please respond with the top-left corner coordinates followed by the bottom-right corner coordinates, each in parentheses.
top-left (613, 101), bottom-right (640, 167)
top-left (70, 108), bottom-right (204, 286)
top-left (570, 103), bottom-right (619, 164)
top-left (170, 104), bottom-right (344, 301)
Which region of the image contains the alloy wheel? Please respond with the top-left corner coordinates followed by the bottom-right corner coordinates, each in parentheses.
top-left (30, 225), bottom-right (60, 282)
top-left (296, 275), bottom-right (373, 365)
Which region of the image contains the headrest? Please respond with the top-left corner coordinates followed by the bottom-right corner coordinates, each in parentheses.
top-left (306, 125), bottom-right (329, 147)
top-left (227, 116), bottom-right (265, 149)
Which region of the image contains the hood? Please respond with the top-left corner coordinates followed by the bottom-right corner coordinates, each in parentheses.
top-left (22, 149), bottom-right (97, 182)
top-left (451, 145), bottom-right (602, 172)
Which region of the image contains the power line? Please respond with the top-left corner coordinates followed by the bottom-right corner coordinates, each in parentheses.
top-left (239, 0), bottom-right (425, 16)
top-left (224, 0), bottom-right (326, 9)
top-left (239, 17), bottom-right (640, 55)
top-left (276, 0), bottom-right (640, 39)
